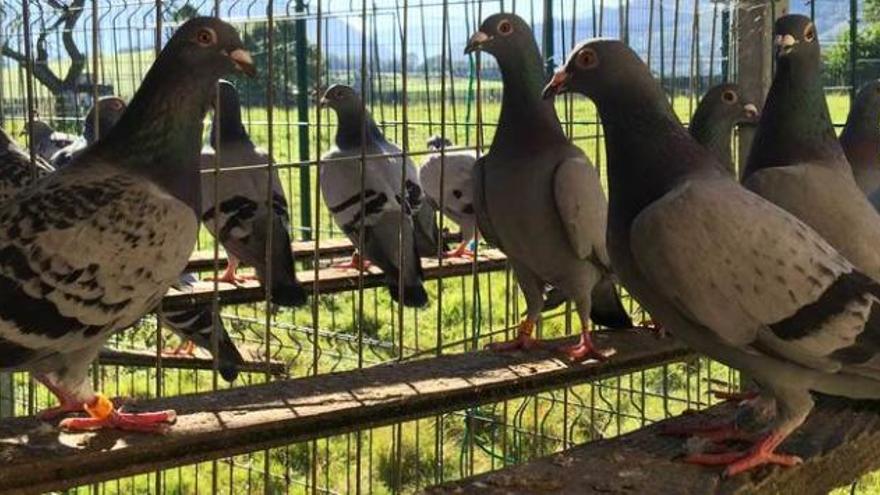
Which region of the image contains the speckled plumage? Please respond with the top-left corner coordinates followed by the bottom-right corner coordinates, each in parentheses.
top-left (0, 127), bottom-right (54, 203)
top-left (52, 96), bottom-right (128, 169)
top-left (0, 17), bottom-right (253, 412)
top-left (419, 136), bottom-right (478, 242)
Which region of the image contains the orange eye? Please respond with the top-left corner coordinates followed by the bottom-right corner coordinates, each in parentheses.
top-left (497, 19), bottom-right (513, 36)
top-left (575, 48), bottom-right (599, 69)
top-left (721, 90), bottom-right (738, 104)
top-left (804, 23), bottom-right (815, 42)
top-left (196, 28), bottom-right (216, 46)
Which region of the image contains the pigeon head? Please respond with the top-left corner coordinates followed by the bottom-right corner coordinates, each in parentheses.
top-left (164, 17), bottom-right (255, 79)
top-left (22, 120), bottom-right (54, 142)
top-left (84, 96), bottom-right (127, 144)
top-left (426, 135), bottom-right (453, 150)
top-left (774, 15), bottom-right (820, 70)
top-left (543, 39), bottom-right (665, 110)
top-left (319, 84), bottom-right (360, 112)
top-left (464, 13), bottom-right (535, 59)
top-left (209, 79), bottom-right (249, 146)
top-left (846, 79), bottom-right (880, 129)
top-left (691, 83), bottom-right (759, 133)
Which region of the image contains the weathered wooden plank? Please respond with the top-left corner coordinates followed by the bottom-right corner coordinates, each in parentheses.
top-left (98, 345), bottom-right (287, 376)
top-left (427, 396), bottom-right (880, 495)
top-left (164, 248), bottom-right (508, 310)
top-left (186, 233), bottom-right (465, 272)
top-left (0, 329), bottom-right (685, 495)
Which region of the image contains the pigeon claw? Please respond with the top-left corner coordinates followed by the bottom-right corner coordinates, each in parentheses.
top-left (442, 241), bottom-right (476, 260)
top-left (487, 320), bottom-right (540, 352)
top-left (331, 253), bottom-right (372, 272)
top-left (58, 394), bottom-right (176, 434)
top-left (712, 389), bottom-right (759, 404)
top-left (205, 262), bottom-right (248, 285)
top-left (558, 332), bottom-right (613, 362)
top-left (162, 340), bottom-right (197, 358)
top-left (683, 431), bottom-right (801, 477)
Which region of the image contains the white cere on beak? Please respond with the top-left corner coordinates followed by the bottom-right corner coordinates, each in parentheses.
top-left (775, 34), bottom-right (797, 48)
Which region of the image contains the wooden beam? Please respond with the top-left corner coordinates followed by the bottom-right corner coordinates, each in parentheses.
top-left (164, 248), bottom-right (508, 310)
top-left (0, 329), bottom-right (688, 494)
top-left (185, 233), bottom-right (465, 273)
top-left (427, 396), bottom-right (880, 495)
top-left (98, 345), bottom-right (287, 376)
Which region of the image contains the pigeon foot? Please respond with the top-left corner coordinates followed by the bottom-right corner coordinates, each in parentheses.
top-left (59, 394), bottom-right (176, 434)
top-left (558, 331), bottom-right (613, 362)
top-left (162, 340), bottom-right (197, 357)
top-left (684, 431), bottom-right (801, 477)
top-left (487, 320), bottom-right (540, 352)
top-left (712, 389), bottom-right (759, 403)
top-left (205, 263), bottom-right (248, 285)
top-left (443, 241), bottom-right (475, 259)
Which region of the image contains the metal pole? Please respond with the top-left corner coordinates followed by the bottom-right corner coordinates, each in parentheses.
top-left (295, 0), bottom-right (312, 241)
top-left (542, 0), bottom-right (554, 74)
top-left (850, 0), bottom-right (858, 100)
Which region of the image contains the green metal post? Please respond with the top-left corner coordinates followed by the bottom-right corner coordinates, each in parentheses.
top-left (295, 0), bottom-right (313, 241)
top-left (543, 0), bottom-right (554, 75)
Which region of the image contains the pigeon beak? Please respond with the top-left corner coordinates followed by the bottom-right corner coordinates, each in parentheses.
top-left (229, 48), bottom-right (256, 77)
top-left (319, 96), bottom-right (330, 108)
top-left (743, 103), bottom-right (760, 121)
top-left (464, 31), bottom-right (490, 54)
top-left (542, 70), bottom-right (570, 99)
top-left (775, 34), bottom-right (797, 56)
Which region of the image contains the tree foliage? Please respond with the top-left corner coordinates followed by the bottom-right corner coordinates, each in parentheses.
top-left (826, 0), bottom-right (880, 87)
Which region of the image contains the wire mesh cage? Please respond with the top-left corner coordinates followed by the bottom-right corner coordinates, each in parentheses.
top-left (0, 0), bottom-right (873, 493)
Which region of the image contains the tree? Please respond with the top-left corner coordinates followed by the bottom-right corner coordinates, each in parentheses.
top-left (2, 0), bottom-right (88, 117)
top-left (826, 0), bottom-right (880, 87)
top-left (240, 19), bottom-right (320, 105)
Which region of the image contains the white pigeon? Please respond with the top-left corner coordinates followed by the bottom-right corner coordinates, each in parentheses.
top-left (418, 135), bottom-right (478, 258)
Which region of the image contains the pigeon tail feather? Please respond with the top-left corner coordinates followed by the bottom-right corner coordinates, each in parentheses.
top-left (590, 276), bottom-right (633, 329)
top-left (389, 283), bottom-right (429, 308)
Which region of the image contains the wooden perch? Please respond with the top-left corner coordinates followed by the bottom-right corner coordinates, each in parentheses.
top-left (426, 397), bottom-right (880, 495)
top-left (0, 329), bottom-right (687, 494)
top-left (98, 345), bottom-right (287, 376)
top-left (185, 233), bottom-right (464, 272)
top-left (165, 248), bottom-right (507, 310)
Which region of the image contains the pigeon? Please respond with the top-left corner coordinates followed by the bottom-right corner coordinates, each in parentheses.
top-left (51, 96), bottom-right (128, 169)
top-left (418, 135), bottom-right (478, 258)
top-left (742, 15), bottom-right (880, 283)
top-left (162, 273), bottom-right (244, 382)
top-left (200, 79), bottom-right (308, 308)
top-left (319, 84), bottom-right (437, 307)
top-left (544, 37), bottom-right (880, 477)
top-left (21, 119), bottom-right (76, 161)
top-left (0, 17), bottom-right (255, 432)
top-left (688, 83), bottom-right (759, 177)
top-left (840, 79), bottom-right (880, 199)
top-left (465, 13), bottom-right (632, 362)
top-left (0, 127), bottom-right (54, 202)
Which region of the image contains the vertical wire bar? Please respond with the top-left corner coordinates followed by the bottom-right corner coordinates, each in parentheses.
top-left (356, 0), bottom-right (369, 489)
top-left (311, 0), bottom-right (324, 490)
top-left (296, 0), bottom-right (312, 240)
top-left (264, 3), bottom-right (277, 493)
top-left (210, 2), bottom-right (221, 493)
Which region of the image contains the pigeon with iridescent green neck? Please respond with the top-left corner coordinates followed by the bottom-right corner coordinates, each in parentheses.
top-left (841, 79), bottom-right (880, 200)
top-left (465, 13), bottom-right (632, 362)
top-left (743, 15), bottom-right (880, 284)
top-left (689, 83), bottom-right (759, 177)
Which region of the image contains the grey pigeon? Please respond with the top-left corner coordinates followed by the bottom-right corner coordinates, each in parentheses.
top-left (544, 37), bottom-right (880, 477)
top-left (21, 119), bottom-right (76, 161)
top-left (742, 15), bottom-right (880, 283)
top-left (51, 96), bottom-right (128, 169)
top-left (840, 79), bottom-right (880, 199)
top-left (200, 79), bottom-right (307, 307)
top-left (0, 17), bottom-right (254, 432)
top-left (689, 83), bottom-right (759, 177)
top-left (465, 13), bottom-right (632, 362)
top-left (0, 127), bottom-right (54, 202)
top-left (319, 84), bottom-right (437, 307)
top-left (419, 135), bottom-right (478, 257)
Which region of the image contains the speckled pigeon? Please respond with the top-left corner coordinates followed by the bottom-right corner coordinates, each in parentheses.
top-left (319, 84), bottom-right (438, 307)
top-left (742, 15), bottom-right (880, 283)
top-left (465, 13), bottom-right (632, 362)
top-left (0, 127), bottom-right (54, 202)
top-left (0, 17), bottom-right (255, 432)
top-left (200, 79), bottom-right (307, 308)
top-left (689, 83), bottom-right (759, 177)
top-left (419, 135), bottom-right (478, 258)
top-left (545, 37), bottom-right (880, 477)
top-left (51, 96), bottom-right (128, 169)
top-left (840, 79), bottom-right (880, 200)
top-left (22, 119), bottom-right (76, 161)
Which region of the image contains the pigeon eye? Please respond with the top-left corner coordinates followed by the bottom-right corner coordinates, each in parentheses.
top-left (575, 48), bottom-right (599, 70)
top-left (497, 19), bottom-right (513, 36)
top-left (721, 90), bottom-right (738, 104)
top-left (196, 28), bottom-right (217, 46)
top-left (804, 23), bottom-right (815, 42)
